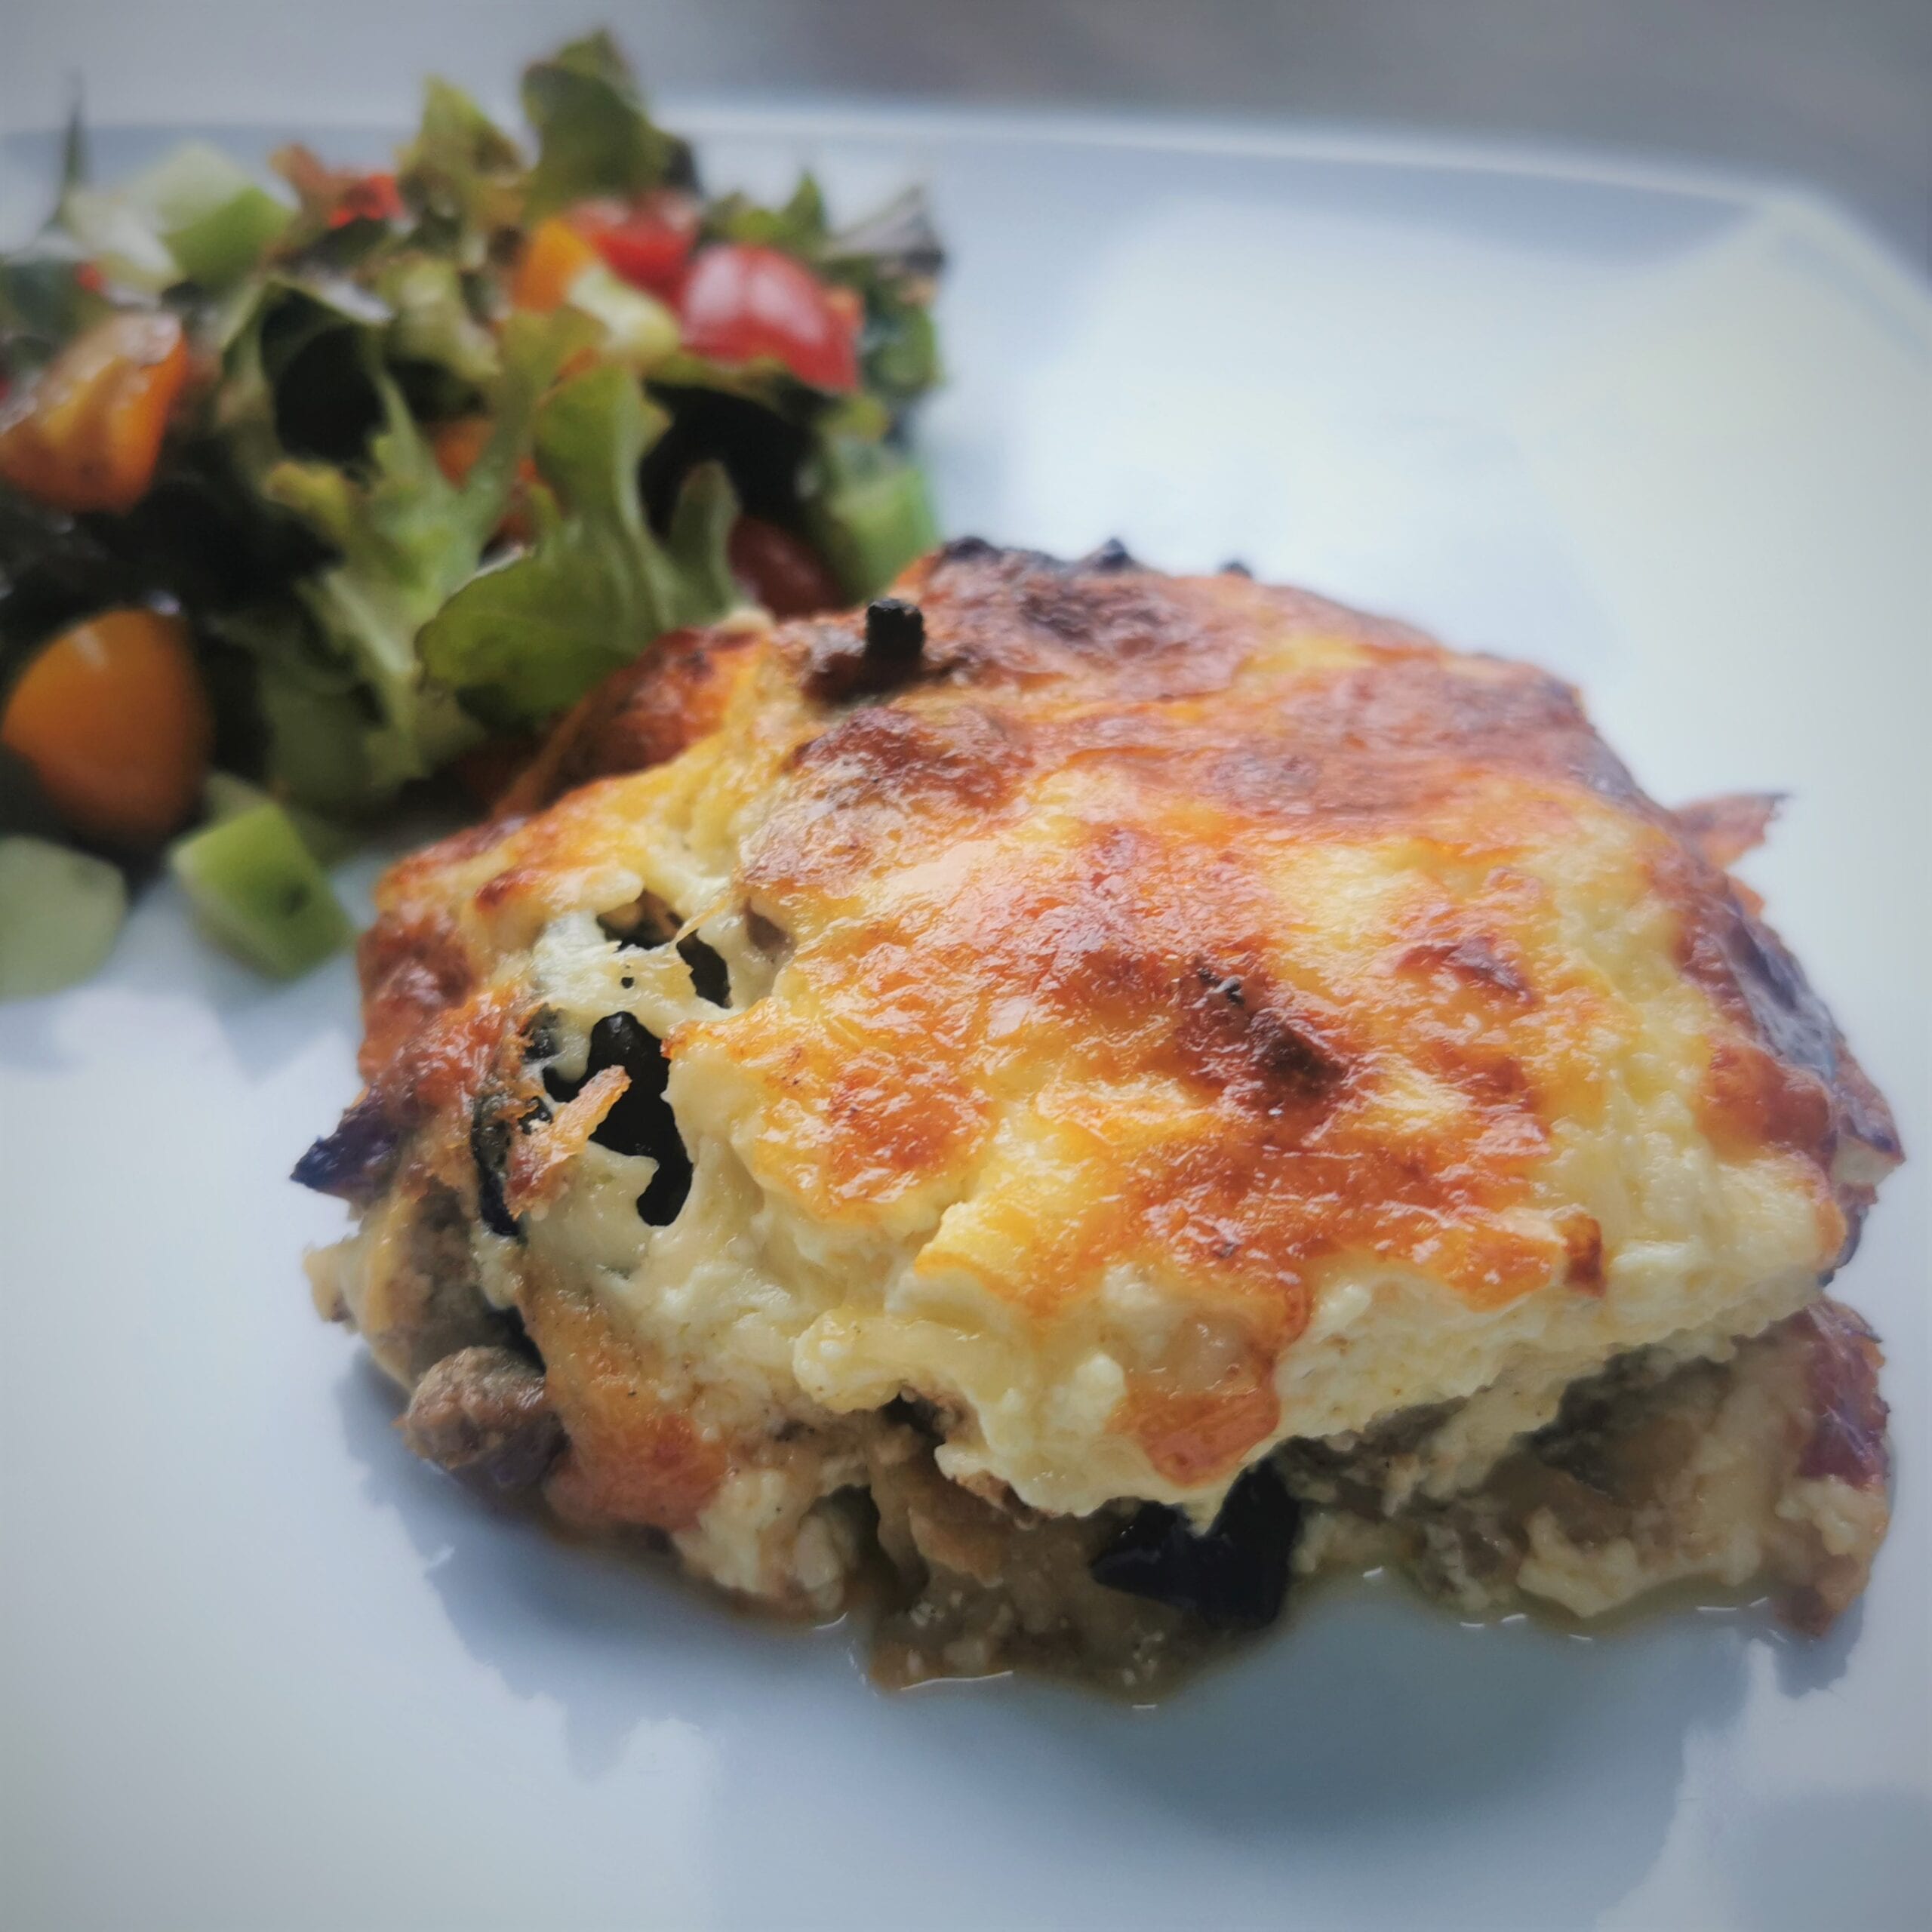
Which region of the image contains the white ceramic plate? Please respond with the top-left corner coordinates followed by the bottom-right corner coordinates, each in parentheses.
top-left (3, 111), bottom-right (1928, 1932)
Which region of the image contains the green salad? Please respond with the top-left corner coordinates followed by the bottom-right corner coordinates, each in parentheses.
top-left (0, 32), bottom-right (943, 998)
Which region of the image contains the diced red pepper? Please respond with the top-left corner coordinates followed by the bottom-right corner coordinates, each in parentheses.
top-left (0, 310), bottom-right (189, 515)
top-left (329, 171), bottom-right (405, 229)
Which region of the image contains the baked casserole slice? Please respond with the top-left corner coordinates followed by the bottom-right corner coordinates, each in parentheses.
top-left (298, 541), bottom-right (1900, 1686)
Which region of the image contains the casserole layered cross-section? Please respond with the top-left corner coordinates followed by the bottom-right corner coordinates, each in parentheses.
top-left (298, 542), bottom-right (1899, 1686)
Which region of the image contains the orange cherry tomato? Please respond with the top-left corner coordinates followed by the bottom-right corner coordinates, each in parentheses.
top-left (512, 218), bottom-right (602, 312)
top-left (1, 609), bottom-right (213, 847)
top-left (0, 312), bottom-right (189, 515)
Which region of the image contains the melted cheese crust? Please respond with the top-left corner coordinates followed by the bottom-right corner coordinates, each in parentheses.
top-left (337, 546), bottom-right (1897, 1534)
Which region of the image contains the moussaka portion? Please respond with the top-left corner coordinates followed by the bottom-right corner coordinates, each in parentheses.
top-left (297, 542), bottom-right (1899, 1687)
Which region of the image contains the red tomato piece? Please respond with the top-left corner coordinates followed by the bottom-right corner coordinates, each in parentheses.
top-left (330, 172), bottom-right (404, 228)
top-left (678, 244), bottom-right (860, 392)
top-left (570, 192), bottom-right (700, 301)
top-left (727, 516), bottom-right (843, 617)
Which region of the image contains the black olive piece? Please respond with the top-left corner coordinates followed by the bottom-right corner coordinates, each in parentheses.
top-left (577, 1013), bottom-right (694, 1226)
top-left (1220, 558), bottom-right (1254, 577)
top-left (1085, 537), bottom-right (1137, 571)
top-left (863, 596), bottom-right (925, 666)
top-left (1089, 1460), bottom-right (1301, 1629)
top-left (469, 1106), bottom-right (521, 1240)
top-left (524, 1010), bottom-right (561, 1066)
top-left (676, 935), bottom-right (731, 1007)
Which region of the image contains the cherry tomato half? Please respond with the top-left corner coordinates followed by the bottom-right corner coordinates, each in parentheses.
top-left (570, 192), bottom-right (700, 302)
top-left (0, 609), bottom-right (212, 847)
top-left (678, 244), bottom-right (860, 392)
top-left (727, 516), bottom-right (842, 617)
top-left (0, 311), bottom-right (189, 515)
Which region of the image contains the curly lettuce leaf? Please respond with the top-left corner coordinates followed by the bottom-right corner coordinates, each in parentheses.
top-left (420, 361), bottom-right (734, 721)
top-left (244, 309), bottom-right (592, 797)
top-left (396, 78), bottom-right (526, 263)
top-left (521, 32), bottom-right (694, 220)
top-left (374, 253), bottom-right (500, 390)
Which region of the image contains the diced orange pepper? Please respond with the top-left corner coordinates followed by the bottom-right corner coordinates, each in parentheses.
top-left (0, 312), bottom-right (189, 515)
top-left (512, 218), bottom-right (601, 312)
top-left (429, 414), bottom-right (537, 543)
top-left (430, 414), bottom-right (496, 486)
top-left (0, 608), bottom-right (213, 847)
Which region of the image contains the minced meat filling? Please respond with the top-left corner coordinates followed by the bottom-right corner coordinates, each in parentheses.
top-left (363, 1162), bottom-right (1888, 1687)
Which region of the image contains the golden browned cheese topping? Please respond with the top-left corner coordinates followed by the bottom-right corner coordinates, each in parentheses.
top-left (330, 543), bottom-right (1898, 1520)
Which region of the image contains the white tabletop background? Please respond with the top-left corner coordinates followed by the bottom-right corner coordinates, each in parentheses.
top-left (2, 0), bottom-right (1928, 269)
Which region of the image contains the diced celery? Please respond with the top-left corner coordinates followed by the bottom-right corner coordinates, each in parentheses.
top-left (63, 140), bottom-right (291, 291)
top-left (806, 447), bottom-right (940, 601)
top-left (0, 836), bottom-right (128, 1001)
top-left (566, 263), bottom-right (680, 368)
top-left (169, 801), bottom-right (352, 979)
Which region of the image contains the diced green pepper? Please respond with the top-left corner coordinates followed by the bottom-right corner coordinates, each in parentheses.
top-left (169, 801), bottom-right (352, 979)
top-left (164, 184), bottom-right (292, 287)
top-left (0, 835), bottom-right (128, 1001)
top-left (202, 771), bottom-right (358, 865)
top-left (806, 444), bottom-right (940, 601)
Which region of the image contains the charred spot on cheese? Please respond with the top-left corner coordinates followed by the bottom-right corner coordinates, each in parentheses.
top-left (1184, 961), bottom-right (1344, 1110)
top-left (1084, 537), bottom-right (1137, 572)
top-left (801, 596), bottom-right (928, 703)
top-left (1091, 1462), bottom-right (1301, 1629)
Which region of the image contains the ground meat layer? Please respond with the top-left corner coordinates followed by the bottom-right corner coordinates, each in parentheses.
top-left (1287, 1299), bottom-right (1890, 1637)
top-left (325, 1192), bottom-right (1887, 1686)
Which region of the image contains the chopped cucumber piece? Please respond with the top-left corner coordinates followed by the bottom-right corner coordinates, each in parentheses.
top-left (202, 771), bottom-right (358, 866)
top-left (0, 836), bottom-right (128, 1001)
top-left (807, 445), bottom-right (940, 600)
top-left (170, 801), bottom-right (352, 979)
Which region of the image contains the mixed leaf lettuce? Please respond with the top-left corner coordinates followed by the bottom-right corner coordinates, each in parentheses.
top-left (2, 30), bottom-right (943, 856)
